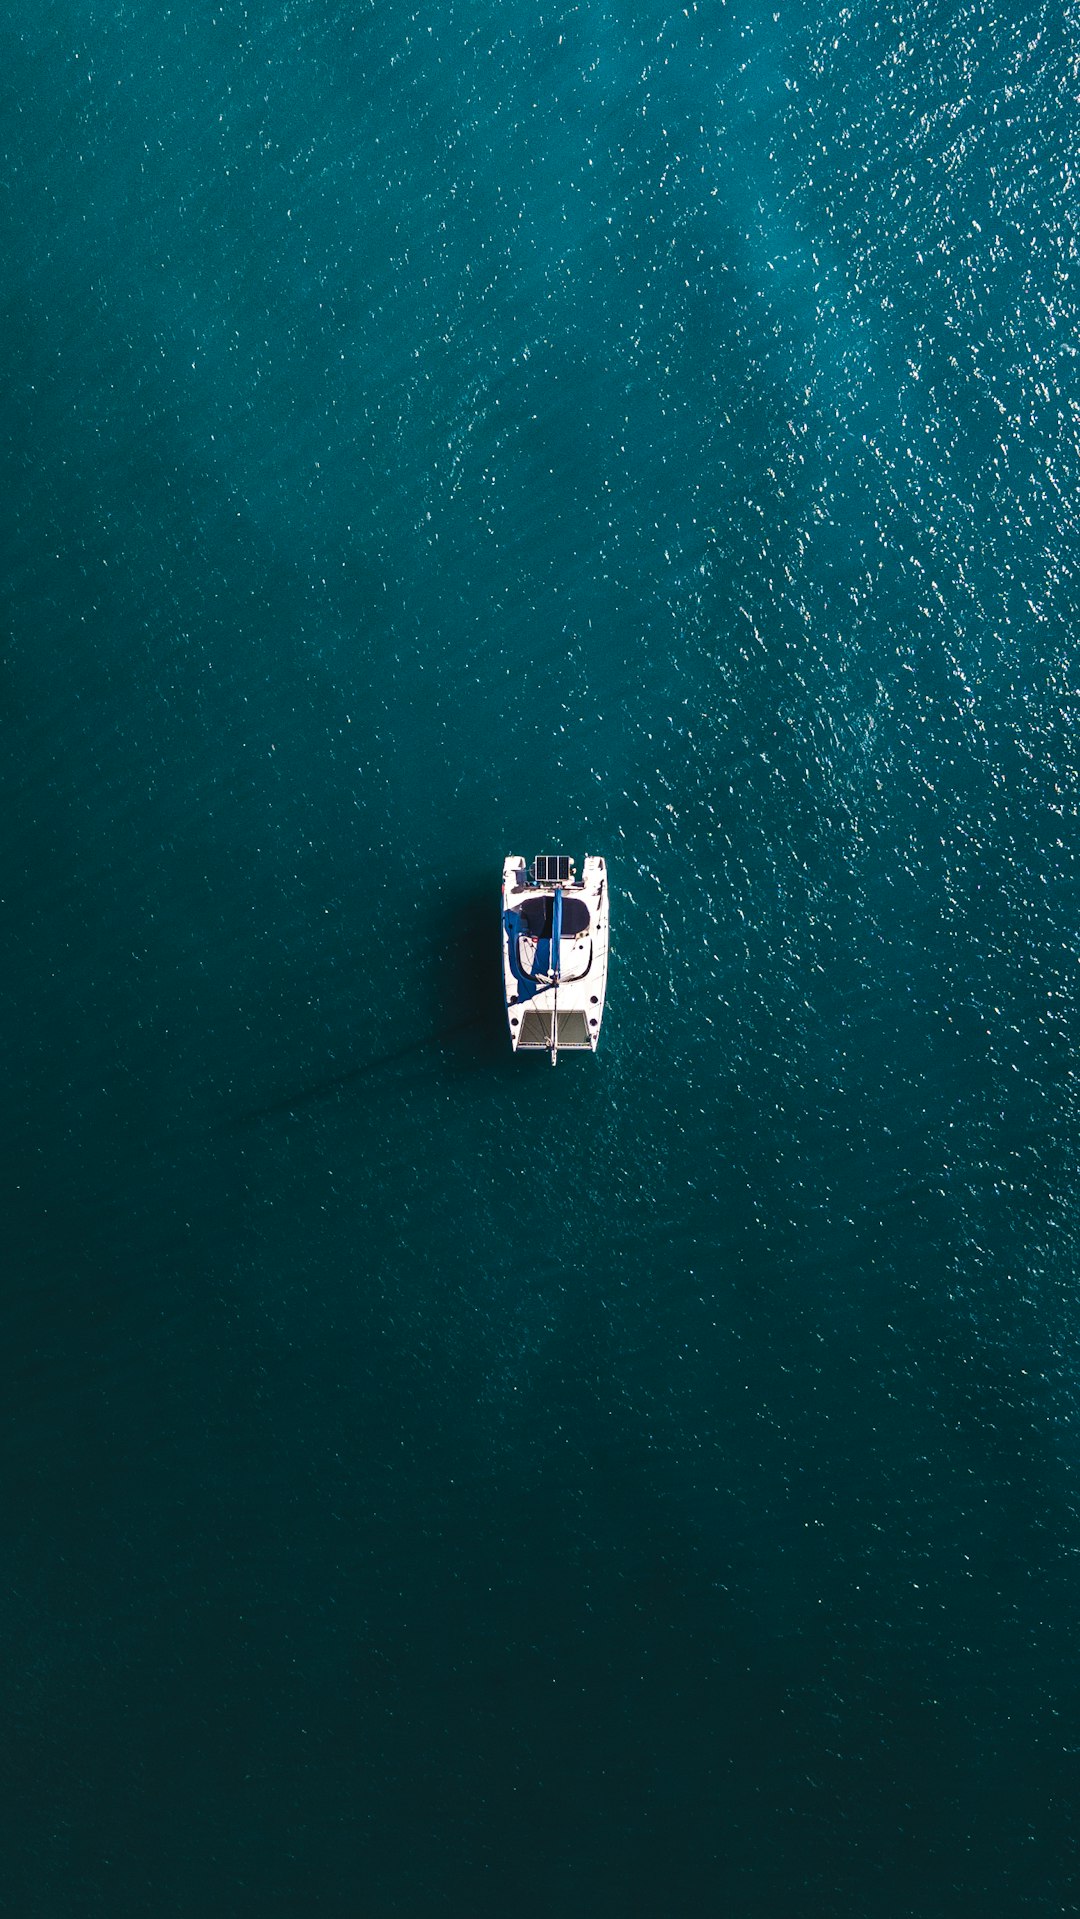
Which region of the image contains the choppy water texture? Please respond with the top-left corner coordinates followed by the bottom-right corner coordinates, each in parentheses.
top-left (3, 0), bottom-right (1080, 1912)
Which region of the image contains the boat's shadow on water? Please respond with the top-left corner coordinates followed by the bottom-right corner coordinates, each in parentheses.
top-left (430, 883), bottom-right (508, 1073)
top-left (232, 884), bottom-right (507, 1125)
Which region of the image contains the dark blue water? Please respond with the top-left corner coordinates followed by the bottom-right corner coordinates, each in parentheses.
top-left (4, 1), bottom-right (1080, 1911)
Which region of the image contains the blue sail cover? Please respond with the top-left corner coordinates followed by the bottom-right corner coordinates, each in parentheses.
top-left (551, 885), bottom-right (563, 980)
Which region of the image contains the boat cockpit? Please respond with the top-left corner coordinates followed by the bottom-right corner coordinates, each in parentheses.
top-left (515, 893), bottom-right (591, 940)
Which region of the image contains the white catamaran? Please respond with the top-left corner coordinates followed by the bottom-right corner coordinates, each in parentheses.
top-left (501, 854), bottom-right (609, 1061)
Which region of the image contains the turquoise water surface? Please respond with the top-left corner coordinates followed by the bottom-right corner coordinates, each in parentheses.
top-left (4, 0), bottom-right (1080, 1911)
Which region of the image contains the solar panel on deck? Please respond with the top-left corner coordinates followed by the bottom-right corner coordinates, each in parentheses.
top-left (533, 855), bottom-right (571, 884)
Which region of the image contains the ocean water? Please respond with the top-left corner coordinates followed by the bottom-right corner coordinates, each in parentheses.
top-left (3, 0), bottom-right (1080, 1911)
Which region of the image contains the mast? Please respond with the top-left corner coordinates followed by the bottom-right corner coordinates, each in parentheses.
top-left (550, 884), bottom-right (562, 1065)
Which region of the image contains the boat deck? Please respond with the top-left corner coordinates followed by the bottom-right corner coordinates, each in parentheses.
top-left (501, 854), bottom-right (609, 1056)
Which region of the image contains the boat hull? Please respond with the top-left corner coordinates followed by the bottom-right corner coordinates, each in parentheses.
top-left (501, 855), bottom-right (609, 1055)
